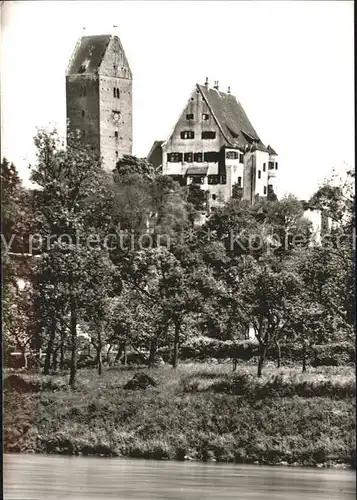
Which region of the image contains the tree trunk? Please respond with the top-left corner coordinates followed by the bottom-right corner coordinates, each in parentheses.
top-left (148, 338), bottom-right (157, 368)
top-left (168, 342), bottom-right (172, 363)
top-left (275, 340), bottom-right (281, 368)
top-left (257, 343), bottom-right (268, 378)
top-left (59, 319), bottom-right (66, 370)
top-left (115, 345), bottom-right (122, 363)
top-left (302, 342), bottom-right (307, 373)
top-left (97, 329), bottom-right (102, 376)
top-left (107, 344), bottom-right (112, 366)
top-left (43, 317), bottom-right (56, 375)
top-left (122, 341), bottom-right (127, 366)
top-left (172, 322), bottom-right (180, 369)
top-left (52, 348), bottom-right (58, 372)
top-left (69, 297), bottom-right (77, 388)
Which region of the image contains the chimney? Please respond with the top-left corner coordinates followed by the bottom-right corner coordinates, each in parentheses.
top-left (213, 81), bottom-right (219, 90)
top-left (205, 77), bottom-right (209, 88)
top-left (227, 86), bottom-right (231, 94)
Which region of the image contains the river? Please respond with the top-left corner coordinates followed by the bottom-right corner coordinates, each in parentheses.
top-left (3, 454), bottom-right (356, 499)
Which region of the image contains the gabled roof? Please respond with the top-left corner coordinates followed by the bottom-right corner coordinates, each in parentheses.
top-left (197, 84), bottom-right (268, 152)
top-left (67, 35), bottom-right (111, 75)
top-left (147, 140), bottom-right (164, 160)
top-left (267, 144), bottom-right (278, 156)
top-left (147, 140), bottom-right (164, 168)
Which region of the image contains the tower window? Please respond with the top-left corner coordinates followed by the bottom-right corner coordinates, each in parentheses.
top-left (264, 186), bottom-right (267, 195)
top-left (186, 113), bottom-right (194, 120)
top-left (202, 131), bottom-right (216, 140)
top-left (81, 110), bottom-right (85, 117)
top-left (237, 176), bottom-right (242, 187)
top-left (202, 113), bottom-right (209, 120)
top-left (180, 131), bottom-right (195, 139)
top-left (258, 170), bottom-right (261, 179)
top-left (115, 151), bottom-right (119, 158)
top-left (263, 163), bottom-right (266, 172)
top-left (114, 131), bottom-right (118, 139)
top-left (239, 154), bottom-right (244, 163)
top-left (113, 87), bottom-right (120, 98)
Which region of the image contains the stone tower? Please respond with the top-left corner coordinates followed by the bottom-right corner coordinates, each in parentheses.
top-left (66, 33), bottom-right (133, 171)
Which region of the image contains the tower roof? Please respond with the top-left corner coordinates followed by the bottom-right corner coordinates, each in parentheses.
top-left (66, 34), bottom-right (132, 77)
top-left (67, 35), bottom-right (111, 74)
top-left (197, 84), bottom-right (268, 152)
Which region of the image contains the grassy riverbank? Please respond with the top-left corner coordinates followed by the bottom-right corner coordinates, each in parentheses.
top-left (4, 363), bottom-right (356, 468)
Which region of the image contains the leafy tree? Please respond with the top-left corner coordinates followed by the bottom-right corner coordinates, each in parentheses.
top-left (30, 130), bottom-right (116, 386)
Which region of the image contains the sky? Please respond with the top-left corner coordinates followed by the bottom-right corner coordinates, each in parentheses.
top-left (1, 0), bottom-right (354, 199)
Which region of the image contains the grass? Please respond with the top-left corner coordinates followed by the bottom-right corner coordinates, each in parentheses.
top-left (3, 362), bottom-right (356, 468)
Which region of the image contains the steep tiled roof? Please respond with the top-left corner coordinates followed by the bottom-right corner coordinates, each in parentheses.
top-left (267, 144), bottom-right (278, 155)
top-left (147, 141), bottom-right (164, 168)
top-left (67, 35), bottom-right (111, 74)
top-left (197, 84), bottom-right (268, 152)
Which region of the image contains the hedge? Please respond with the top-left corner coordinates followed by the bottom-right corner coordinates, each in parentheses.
top-left (177, 337), bottom-right (355, 366)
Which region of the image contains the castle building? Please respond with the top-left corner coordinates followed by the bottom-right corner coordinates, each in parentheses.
top-left (148, 79), bottom-right (279, 209)
top-left (66, 34), bottom-right (133, 171)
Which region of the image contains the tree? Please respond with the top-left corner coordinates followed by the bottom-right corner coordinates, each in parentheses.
top-left (30, 130), bottom-right (116, 386)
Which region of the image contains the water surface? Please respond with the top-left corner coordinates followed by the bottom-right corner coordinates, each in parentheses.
top-left (4, 453), bottom-right (355, 500)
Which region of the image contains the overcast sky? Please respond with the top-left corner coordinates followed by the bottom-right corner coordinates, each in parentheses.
top-left (1, 0), bottom-right (354, 199)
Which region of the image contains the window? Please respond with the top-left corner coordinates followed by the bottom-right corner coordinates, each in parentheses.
top-left (263, 163), bottom-right (266, 172)
top-left (212, 194), bottom-right (217, 201)
top-left (81, 110), bottom-right (85, 117)
top-left (219, 175), bottom-right (226, 185)
top-left (269, 161), bottom-right (274, 170)
top-left (184, 152), bottom-right (194, 162)
top-left (204, 151), bottom-right (218, 162)
top-left (237, 176), bottom-right (242, 187)
top-left (115, 151), bottom-right (119, 158)
top-left (208, 175), bottom-right (219, 185)
top-left (239, 154), bottom-right (244, 163)
top-left (168, 152), bottom-right (183, 162)
top-left (113, 87), bottom-right (120, 98)
top-left (226, 150), bottom-right (239, 160)
top-left (180, 131), bottom-right (195, 139)
top-left (258, 170), bottom-right (261, 179)
top-left (202, 131), bottom-right (216, 140)
top-left (202, 113), bottom-right (209, 120)
top-left (276, 162), bottom-right (278, 170)
top-left (193, 152), bottom-right (203, 162)
top-left (186, 113), bottom-right (194, 120)
top-left (264, 186), bottom-right (267, 195)
top-left (114, 131), bottom-right (119, 139)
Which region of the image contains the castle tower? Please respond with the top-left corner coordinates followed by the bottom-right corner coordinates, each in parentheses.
top-left (66, 33), bottom-right (133, 171)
